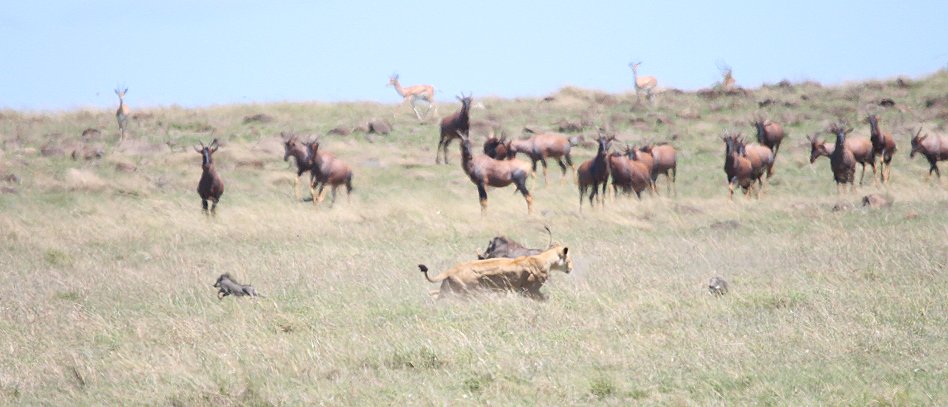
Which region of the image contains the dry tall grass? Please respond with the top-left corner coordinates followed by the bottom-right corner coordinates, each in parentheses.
top-left (0, 72), bottom-right (946, 405)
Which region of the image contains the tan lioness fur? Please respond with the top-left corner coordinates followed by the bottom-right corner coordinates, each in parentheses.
top-left (418, 245), bottom-right (572, 300)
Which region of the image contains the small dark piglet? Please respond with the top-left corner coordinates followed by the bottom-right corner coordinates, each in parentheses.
top-left (213, 273), bottom-right (262, 299)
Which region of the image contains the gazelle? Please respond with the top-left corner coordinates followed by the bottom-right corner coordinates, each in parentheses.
top-left (388, 74), bottom-right (437, 120)
top-left (628, 61), bottom-right (657, 101)
top-left (718, 62), bottom-right (735, 90)
top-left (115, 87), bottom-right (129, 143)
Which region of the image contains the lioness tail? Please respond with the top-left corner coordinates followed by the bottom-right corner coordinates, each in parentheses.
top-left (418, 264), bottom-right (441, 283)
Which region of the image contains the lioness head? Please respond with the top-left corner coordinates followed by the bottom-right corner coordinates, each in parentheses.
top-left (549, 245), bottom-right (572, 274)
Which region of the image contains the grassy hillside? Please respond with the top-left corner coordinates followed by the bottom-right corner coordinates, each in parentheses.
top-left (0, 72), bottom-right (946, 405)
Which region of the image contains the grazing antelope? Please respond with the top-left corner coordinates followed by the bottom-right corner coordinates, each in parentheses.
top-left (721, 132), bottom-right (757, 200)
top-left (751, 116), bottom-right (786, 158)
top-left (808, 134), bottom-right (876, 185)
top-left (507, 132), bottom-right (576, 184)
top-left (437, 94), bottom-right (473, 165)
top-left (194, 139), bottom-right (224, 215)
top-left (608, 146), bottom-right (653, 199)
top-left (629, 61), bottom-right (658, 101)
top-left (577, 134), bottom-right (614, 209)
top-left (282, 133), bottom-right (315, 201)
top-left (638, 143), bottom-right (677, 196)
top-left (909, 128), bottom-right (948, 180)
top-left (457, 131), bottom-right (533, 214)
top-left (115, 87), bottom-right (129, 143)
top-left (388, 74), bottom-right (437, 120)
top-left (867, 114), bottom-right (897, 183)
top-left (307, 139), bottom-right (354, 207)
top-left (828, 124), bottom-right (857, 193)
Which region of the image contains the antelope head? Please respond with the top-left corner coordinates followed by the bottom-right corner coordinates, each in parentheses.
top-left (910, 127), bottom-right (926, 158)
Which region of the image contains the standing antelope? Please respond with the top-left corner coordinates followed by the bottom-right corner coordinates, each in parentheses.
top-left (577, 134), bottom-right (614, 209)
top-left (507, 132), bottom-right (576, 184)
top-left (828, 124), bottom-right (857, 194)
top-left (629, 61), bottom-right (658, 101)
top-left (638, 143), bottom-right (677, 196)
top-left (457, 131), bottom-right (533, 214)
top-left (721, 132), bottom-right (756, 200)
top-left (718, 62), bottom-right (736, 90)
top-left (307, 139), bottom-right (354, 207)
top-left (194, 139), bottom-right (224, 215)
top-left (808, 134), bottom-right (876, 185)
top-left (115, 87), bottom-right (129, 143)
top-left (608, 146), bottom-right (653, 199)
top-left (437, 94), bottom-right (472, 165)
top-left (388, 74), bottom-right (437, 120)
top-left (867, 114), bottom-right (897, 183)
top-left (909, 128), bottom-right (948, 180)
top-left (282, 133), bottom-right (315, 201)
top-left (751, 116), bottom-right (786, 158)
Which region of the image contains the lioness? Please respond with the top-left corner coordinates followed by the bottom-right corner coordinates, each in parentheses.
top-left (418, 245), bottom-right (571, 300)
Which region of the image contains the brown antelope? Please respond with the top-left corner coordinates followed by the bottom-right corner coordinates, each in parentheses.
top-left (457, 131), bottom-right (533, 214)
top-left (194, 139), bottom-right (224, 215)
top-left (307, 139), bottom-right (354, 207)
top-left (867, 114), bottom-right (897, 183)
top-left (718, 62), bottom-right (736, 90)
top-left (577, 134), bottom-right (614, 209)
top-left (738, 137), bottom-right (775, 192)
top-left (115, 87), bottom-right (129, 143)
top-left (828, 124), bottom-right (857, 193)
top-left (628, 61), bottom-right (658, 101)
top-left (638, 143), bottom-right (677, 196)
top-left (483, 131), bottom-right (514, 160)
top-left (388, 74), bottom-right (437, 120)
top-left (909, 128), bottom-right (948, 180)
top-left (721, 132), bottom-right (756, 200)
top-left (808, 134), bottom-right (876, 185)
top-left (507, 132), bottom-right (576, 184)
top-left (437, 94), bottom-right (472, 165)
top-left (751, 116), bottom-right (786, 158)
top-left (608, 145), bottom-right (653, 199)
top-left (282, 133), bottom-right (315, 201)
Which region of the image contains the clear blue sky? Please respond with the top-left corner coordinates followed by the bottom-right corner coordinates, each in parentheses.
top-left (2, 1), bottom-right (946, 110)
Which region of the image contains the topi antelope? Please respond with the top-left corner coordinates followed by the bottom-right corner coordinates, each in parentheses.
top-left (638, 143), bottom-right (677, 196)
top-left (828, 124), bottom-right (857, 194)
top-left (115, 87), bottom-right (129, 143)
top-left (751, 115), bottom-right (786, 158)
top-left (282, 132), bottom-right (315, 201)
top-left (388, 74), bottom-right (437, 120)
top-left (629, 61), bottom-right (658, 101)
top-left (909, 127), bottom-right (948, 180)
top-left (307, 139), bottom-right (354, 207)
top-left (457, 131), bottom-right (534, 214)
top-left (721, 132), bottom-right (757, 200)
top-left (437, 94), bottom-right (473, 165)
top-left (577, 133), bottom-right (614, 209)
top-left (194, 139), bottom-right (224, 215)
top-left (867, 114), bottom-right (897, 183)
top-left (808, 133), bottom-right (876, 185)
top-left (506, 132), bottom-right (576, 185)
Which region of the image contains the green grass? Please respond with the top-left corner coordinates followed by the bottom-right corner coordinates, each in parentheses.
top-left (0, 72), bottom-right (946, 405)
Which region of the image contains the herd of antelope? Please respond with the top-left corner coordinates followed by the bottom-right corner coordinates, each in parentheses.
top-left (106, 68), bottom-right (945, 216)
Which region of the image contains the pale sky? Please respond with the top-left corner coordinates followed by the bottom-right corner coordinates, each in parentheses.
top-left (2, 1), bottom-right (946, 110)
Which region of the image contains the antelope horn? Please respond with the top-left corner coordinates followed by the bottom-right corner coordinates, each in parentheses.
top-left (544, 225), bottom-right (553, 248)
